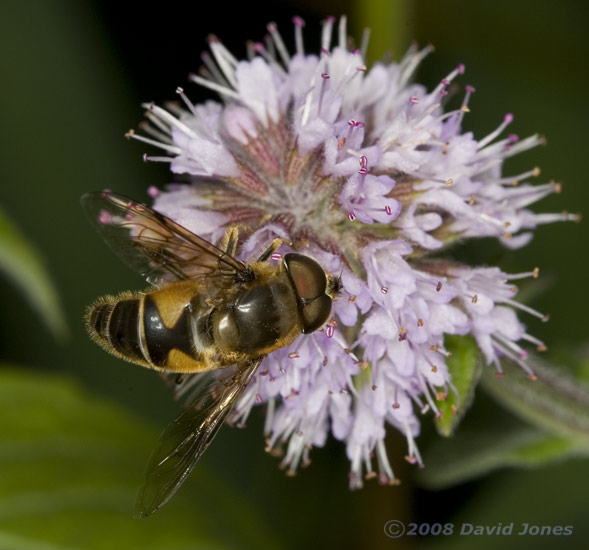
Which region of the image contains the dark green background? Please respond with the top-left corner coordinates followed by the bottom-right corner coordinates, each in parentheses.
top-left (1, 1), bottom-right (587, 548)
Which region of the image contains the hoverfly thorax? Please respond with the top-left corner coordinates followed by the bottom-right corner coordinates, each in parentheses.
top-left (208, 270), bottom-right (300, 353)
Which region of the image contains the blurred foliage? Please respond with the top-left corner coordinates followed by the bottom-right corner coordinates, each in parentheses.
top-left (421, 355), bottom-right (589, 488)
top-left (0, 0), bottom-right (587, 549)
top-left (0, 208), bottom-right (68, 341)
top-left (481, 356), bottom-right (589, 444)
top-left (0, 367), bottom-right (282, 550)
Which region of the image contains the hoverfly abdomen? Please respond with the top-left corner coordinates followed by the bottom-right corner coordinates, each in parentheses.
top-left (86, 281), bottom-right (213, 373)
top-left (142, 295), bottom-right (195, 367)
top-left (88, 296), bottom-right (148, 365)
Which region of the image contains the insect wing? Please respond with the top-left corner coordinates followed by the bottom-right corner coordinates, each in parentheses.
top-left (81, 191), bottom-right (246, 285)
top-left (135, 358), bottom-right (262, 517)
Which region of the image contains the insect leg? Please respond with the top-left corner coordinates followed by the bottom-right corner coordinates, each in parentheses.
top-left (257, 238), bottom-right (291, 262)
top-left (220, 227), bottom-right (240, 256)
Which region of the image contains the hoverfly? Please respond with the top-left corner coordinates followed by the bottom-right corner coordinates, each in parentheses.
top-left (82, 191), bottom-right (338, 517)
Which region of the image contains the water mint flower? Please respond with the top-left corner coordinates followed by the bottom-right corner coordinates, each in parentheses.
top-left (128, 16), bottom-right (577, 486)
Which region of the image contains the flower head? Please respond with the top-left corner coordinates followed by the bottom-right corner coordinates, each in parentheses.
top-left (129, 16), bottom-right (577, 486)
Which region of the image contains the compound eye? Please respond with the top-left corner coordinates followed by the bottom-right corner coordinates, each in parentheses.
top-left (283, 253), bottom-right (327, 301)
top-left (301, 294), bottom-right (332, 334)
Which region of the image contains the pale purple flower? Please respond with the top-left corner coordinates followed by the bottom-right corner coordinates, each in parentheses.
top-left (128, 16), bottom-right (577, 486)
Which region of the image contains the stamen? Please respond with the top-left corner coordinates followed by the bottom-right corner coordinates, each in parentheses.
top-left (416, 370), bottom-right (439, 417)
top-left (175, 86), bottom-right (200, 117)
top-left (125, 130), bottom-right (182, 155)
top-left (143, 155), bottom-right (173, 164)
top-left (200, 50), bottom-right (229, 87)
top-left (362, 447), bottom-right (373, 480)
top-left (337, 119), bottom-right (364, 160)
top-left (141, 110), bottom-right (172, 137)
top-left (139, 119), bottom-right (171, 143)
top-left (406, 170), bottom-right (454, 187)
top-left (175, 87), bottom-right (216, 140)
top-left (251, 42), bottom-right (287, 77)
top-left (494, 332), bottom-right (528, 359)
top-left (501, 182), bottom-right (560, 209)
top-left (329, 61), bottom-right (367, 103)
top-left (433, 107), bottom-right (471, 125)
top-left (360, 28), bottom-right (370, 60)
top-left (402, 417), bottom-right (423, 466)
top-left (497, 166), bottom-right (541, 186)
top-left (321, 16), bottom-right (336, 52)
top-left (532, 211), bottom-right (581, 224)
top-left (267, 22), bottom-right (291, 66)
top-left (141, 102), bottom-right (198, 139)
top-left (477, 212), bottom-right (511, 231)
top-left (505, 268), bottom-right (539, 281)
top-left (430, 63), bottom-right (465, 99)
top-left (521, 332), bottom-right (547, 351)
top-left (399, 44), bottom-right (434, 88)
top-left (209, 36), bottom-right (239, 67)
top-left (430, 345), bottom-right (451, 357)
top-left (338, 15), bottom-right (347, 50)
top-left (318, 73), bottom-right (330, 116)
top-left (162, 100), bottom-right (183, 117)
top-left (375, 439), bottom-right (395, 484)
top-left (501, 134), bottom-right (545, 159)
top-left (292, 16), bottom-right (305, 56)
top-left (477, 113), bottom-right (514, 150)
top-left (264, 398), bottom-right (276, 435)
top-left (359, 155), bottom-right (368, 176)
top-left (503, 298), bottom-right (547, 321)
top-left (189, 73), bottom-right (241, 100)
top-left (492, 338), bottom-right (535, 376)
top-left (208, 37), bottom-right (238, 88)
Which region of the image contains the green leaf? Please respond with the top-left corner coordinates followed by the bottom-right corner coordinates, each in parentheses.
top-left (354, 0), bottom-right (413, 60)
top-left (0, 532), bottom-right (66, 550)
top-left (420, 355), bottom-right (589, 488)
top-left (419, 421), bottom-right (588, 489)
top-left (480, 355), bottom-right (589, 444)
top-left (435, 335), bottom-right (482, 436)
top-left (0, 366), bottom-right (283, 550)
top-left (574, 357), bottom-right (589, 388)
top-left (0, 208), bottom-right (68, 340)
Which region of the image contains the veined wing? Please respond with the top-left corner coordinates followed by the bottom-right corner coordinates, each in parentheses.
top-left (135, 357), bottom-right (263, 517)
top-left (81, 191), bottom-right (246, 285)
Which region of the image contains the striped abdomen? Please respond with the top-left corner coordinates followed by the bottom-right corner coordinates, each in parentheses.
top-left (87, 282), bottom-right (214, 373)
